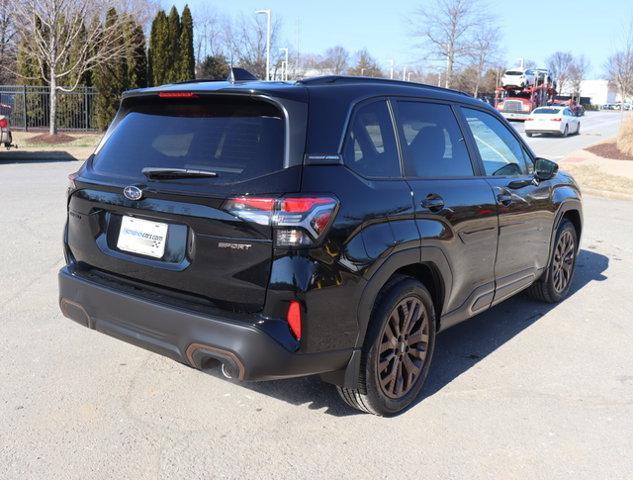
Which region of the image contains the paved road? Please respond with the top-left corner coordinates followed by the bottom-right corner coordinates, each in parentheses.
top-left (512, 110), bottom-right (626, 160)
top-left (1, 117), bottom-right (632, 479)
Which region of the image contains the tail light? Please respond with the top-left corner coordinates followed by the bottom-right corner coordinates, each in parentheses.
top-left (0, 118), bottom-right (8, 128)
top-left (550, 117), bottom-right (562, 121)
top-left (224, 195), bottom-right (338, 247)
top-left (286, 301), bottom-right (302, 340)
top-left (67, 172), bottom-right (79, 197)
top-left (525, 117), bottom-right (534, 121)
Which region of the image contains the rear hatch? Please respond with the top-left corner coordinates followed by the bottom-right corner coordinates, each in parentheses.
top-left (67, 92), bottom-right (304, 312)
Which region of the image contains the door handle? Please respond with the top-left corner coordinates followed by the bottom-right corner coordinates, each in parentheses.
top-left (421, 195), bottom-right (445, 212)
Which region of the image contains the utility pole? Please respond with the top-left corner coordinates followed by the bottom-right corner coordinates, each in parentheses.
top-left (255, 9), bottom-right (271, 81)
top-left (402, 65), bottom-right (407, 81)
top-left (280, 48), bottom-right (289, 81)
top-left (389, 59), bottom-right (394, 80)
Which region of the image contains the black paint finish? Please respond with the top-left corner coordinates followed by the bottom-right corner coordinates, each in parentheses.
top-left (59, 77), bottom-right (582, 387)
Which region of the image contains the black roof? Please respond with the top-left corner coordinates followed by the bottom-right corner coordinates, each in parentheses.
top-left (123, 75), bottom-right (480, 106)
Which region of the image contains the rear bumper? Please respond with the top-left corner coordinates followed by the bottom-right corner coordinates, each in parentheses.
top-left (58, 266), bottom-right (351, 381)
top-left (525, 126), bottom-right (564, 134)
top-left (501, 111), bottom-right (530, 120)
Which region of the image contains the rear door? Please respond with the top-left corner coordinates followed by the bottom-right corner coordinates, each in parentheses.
top-left (392, 99), bottom-right (499, 318)
top-left (67, 93), bottom-right (304, 312)
top-left (460, 106), bottom-right (555, 304)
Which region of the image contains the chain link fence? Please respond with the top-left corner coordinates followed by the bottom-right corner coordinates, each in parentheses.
top-left (0, 85), bottom-right (98, 131)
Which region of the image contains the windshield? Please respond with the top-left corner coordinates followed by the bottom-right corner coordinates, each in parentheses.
top-left (92, 96), bottom-right (285, 184)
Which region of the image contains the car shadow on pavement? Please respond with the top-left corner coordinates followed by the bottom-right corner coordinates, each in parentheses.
top-left (213, 248), bottom-right (609, 417)
top-left (0, 150), bottom-right (78, 163)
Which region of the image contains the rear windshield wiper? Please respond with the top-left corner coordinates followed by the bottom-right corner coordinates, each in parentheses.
top-left (141, 167), bottom-right (218, 179)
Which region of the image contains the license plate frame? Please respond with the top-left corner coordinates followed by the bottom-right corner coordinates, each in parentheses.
top-left (117, 216), bottom-right (169, 259)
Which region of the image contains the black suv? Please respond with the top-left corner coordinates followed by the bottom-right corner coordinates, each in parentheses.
top-left (59, 75), bottom-right (582, 416)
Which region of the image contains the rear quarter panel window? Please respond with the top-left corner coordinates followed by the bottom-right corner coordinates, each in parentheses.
top-left (342, 100), bottom-right (400, 178)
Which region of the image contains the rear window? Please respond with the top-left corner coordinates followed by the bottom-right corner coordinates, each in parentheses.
top-left (505, 71), bottom-right (523, 75)
top-left (92, 96), bottom-right (285, 183)
top-left (533, 108), bottom-right (563, 114)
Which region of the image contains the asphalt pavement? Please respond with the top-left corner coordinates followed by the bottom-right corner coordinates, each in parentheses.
top-left (1, 113), bottom-right (632, 479)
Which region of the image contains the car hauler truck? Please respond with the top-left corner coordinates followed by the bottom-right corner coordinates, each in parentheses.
top-left (495, 78), bottom-right (557, 121)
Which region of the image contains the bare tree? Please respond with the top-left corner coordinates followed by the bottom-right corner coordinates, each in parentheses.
top-left (468, 24), bottom-right (501, 97)
top-left (322, 46), bottom-right (349, 74)
top-left (0, 0), bottom-right (18, 83)
top-left (192, 4), bottom-right (224, 66)
top-left (547, 51), bottom-right (574, 94)
top-left (605, 19), bottom-right (633, 104)
top-left (411, 0), bottom-right (485, 88)
top-left (568, 55), bottom-right (590, 96)
top-left (222, 13), bottom-right (282, 80)
top-left (12, 0), bottom-right (145, 135)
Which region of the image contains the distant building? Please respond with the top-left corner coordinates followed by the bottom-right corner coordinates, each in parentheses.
top-left (560, 80), bottom-right (619, 105)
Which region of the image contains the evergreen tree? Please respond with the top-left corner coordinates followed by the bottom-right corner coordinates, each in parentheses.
top-left (198, 55), bottom-right (230, 80)
top-left (94, 8), bottom-right (128, 129)
top-left (149, 10), bottom-right (169, 85)
top-left (178, 5), bottom-right (195, 81)
top-left (165, 6), bottom-right (181, 83)
top-left (125, 19), bottom-right (148, 89)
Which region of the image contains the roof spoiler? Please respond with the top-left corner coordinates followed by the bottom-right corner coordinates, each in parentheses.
top-left (227, 68), bottom-right (258, 83)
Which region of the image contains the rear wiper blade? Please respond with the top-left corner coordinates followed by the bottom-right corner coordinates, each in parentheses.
top-left (141, 167), bottom-right (218, 179)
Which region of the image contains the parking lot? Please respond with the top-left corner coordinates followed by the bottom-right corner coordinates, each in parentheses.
top-left (1, 112), bottom-right (632, 479)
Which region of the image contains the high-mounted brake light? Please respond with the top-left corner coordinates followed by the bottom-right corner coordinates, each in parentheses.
top-left (158, 92), bottom-right (198, 98)
top-left (550, 117), bottom-right (562, 121)
top-left (287, 301), bottom-right (302, 340)
top-left (224, 195), bottom-right (338, 247)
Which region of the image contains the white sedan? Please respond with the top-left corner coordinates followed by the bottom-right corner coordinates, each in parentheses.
top-left (524, 106), bottom-right (580, 137)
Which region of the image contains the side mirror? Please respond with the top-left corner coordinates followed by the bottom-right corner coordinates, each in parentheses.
top-left (534, 157), bottom-right (558, 181)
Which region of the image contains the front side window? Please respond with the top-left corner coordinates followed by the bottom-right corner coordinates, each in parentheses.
top-left (342, 100), bottom-right (400, 178)
top-left (396, 101), bottom-right (474, 178)
top-left (462, 107), bottom-right (529, 177)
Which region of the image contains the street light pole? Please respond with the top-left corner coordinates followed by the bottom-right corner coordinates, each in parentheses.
top-left (402, 65), bottom-right (407, 81)
top-left (389, 59), bottom-right (394, 80)
top-left (280, 48), bottom-right (289, 81)
top-left (255, 9), bottom-right (271, 81)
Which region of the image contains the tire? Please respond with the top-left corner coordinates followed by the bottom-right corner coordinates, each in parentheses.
top-left (561, 125), bottom-right (568, 137)
top-left (526, 132), bottom-right (533, 137)
top-left (576, 124), bottom-right (580, 135)
top-left (337, 277), bottom-right (436, 416)
top-left (526, 219), bottom-right (578, 303)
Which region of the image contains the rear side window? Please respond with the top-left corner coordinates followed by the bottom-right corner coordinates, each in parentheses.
top-left (342, 100), bottom-right (400, 178)
top-left (462, 107), bottom-right (529, 176)
top-left (92, 96), bottom-right (285, 184)
top-left (395, 101), bottom-right (474, 178)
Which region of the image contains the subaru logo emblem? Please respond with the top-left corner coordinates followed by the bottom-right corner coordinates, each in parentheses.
top-left (123, 185), bottom-right (143, 201)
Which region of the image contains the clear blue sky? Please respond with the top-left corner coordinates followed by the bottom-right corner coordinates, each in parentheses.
top-left (169, 0), bottom-right (632, 78)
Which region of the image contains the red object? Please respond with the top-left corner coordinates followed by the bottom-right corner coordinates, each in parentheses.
top-left (158, 92), bottom-right (198, 98)
top-left (0, 118), bottom-right (8, 128)
top-left (281, 197), bottom-right (334, 213)
top-left (228, 196), bottom-right (276, 211)
top-left (311, 211), bottom-right (333, 234)
top-left (287, 301), bottom-right (302, 340)
top-left (550, 118), bottom-right (562, 121)
top-left (525, 118), bottom-right (534, 121)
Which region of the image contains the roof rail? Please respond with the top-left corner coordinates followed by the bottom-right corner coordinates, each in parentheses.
top-left (297, 75), bottom-right (472, 97)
